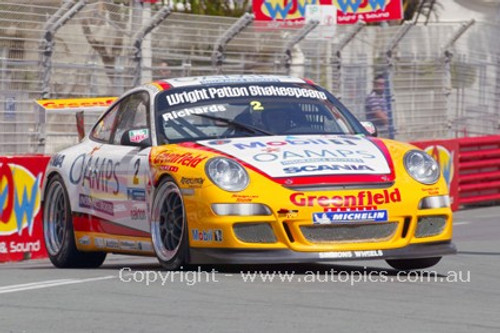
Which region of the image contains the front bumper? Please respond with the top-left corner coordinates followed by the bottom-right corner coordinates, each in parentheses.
top-left (189, 241), bottom-right (456, 264)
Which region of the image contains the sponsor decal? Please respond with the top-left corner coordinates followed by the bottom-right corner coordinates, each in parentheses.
top-left (129, 129), bottom-right (149, 143)
top-left (131, 206), bottom-right (147, 220)
top-left (319, 250), bottom-right (384, 259)
top-left (165, 85), bottom-right (327, 107)
top-left (232, 194), bottom-right (259, 203)
top-left (163, 104), bottom-right (227, 121)
top-left (127, 188), bottom-right (146, 201)
top-left (78, 236), bottom-right (91, 245)
top-left (313, 210), bottom-right (388, 224)
top-left (119, 240), bottom-right (138, 251)
top-left (0, 163), bottom-right (41, 236)
top-left (284, 164), bottom-right (374, 174)
top-left (214, 229), bottom-right (223, 242)
top-left (137, 241), bottom-right (153, 252)
top-left (159, 165), bottom-right (179, 172)
top-left (153, 151), bottom-right (207, 168)
top-left (69, 153), bottom-right (120, 195)
top-left (36, 97), bottom-right (116, 110)
top-left (207, 139), bottom-right (232, 145)
top-left (180, 177), bottom-right (204, 188)
top-left (199, 75), bottom-right (281, 85)
top-left (79, 194), bottom-right (114, 216)
top-left (94, 237), bottom-right (105, 248)
top-left (277, 208), bottom-right (299, 218)
top-left (105, 239), bottom-right (120, 249)
top-left (191, 229), bottom-right (223, 242)
top-left (253, 0), bottom-right (402, 24)
top-left (198, 135), bottom-right (390, 178)
top-left (50, 154), bottom-right (65, 168)
top-left (232, 136), bottom-right (362, 150)
top-left (290, 188), bottom-right (401, 208)
top-left (425, 145), bottom-right (453, 191)
top-left (253, 148), bottom-right (374, 165)
top-left (421, 186), bottom-right (440, 196)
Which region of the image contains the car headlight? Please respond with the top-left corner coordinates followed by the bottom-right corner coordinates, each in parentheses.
top-left (403, 150), bottom-right (440, 185)
top-left (205, 157), bottom-right (249, 192)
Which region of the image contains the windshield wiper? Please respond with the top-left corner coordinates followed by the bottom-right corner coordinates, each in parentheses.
top-left (193, 114), bottom-right (274, 136)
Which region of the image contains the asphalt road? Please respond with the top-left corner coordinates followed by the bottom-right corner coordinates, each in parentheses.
top-left (1, 206), bottom-right (499, 332)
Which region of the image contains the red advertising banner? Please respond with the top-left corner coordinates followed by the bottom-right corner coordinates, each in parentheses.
top-left (0, 155), bottom-right (51, 262)
top-left (253, 0), bottom-right (403, 24)
top-left (411, 140), bottom-right (459, 211)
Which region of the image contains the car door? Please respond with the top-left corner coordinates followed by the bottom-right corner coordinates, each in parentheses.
top-left (84, 91), bottom-right (153, 234)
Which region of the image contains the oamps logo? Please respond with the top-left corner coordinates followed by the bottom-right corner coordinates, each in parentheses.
top-left (0, 163), bottom-right (42, 236)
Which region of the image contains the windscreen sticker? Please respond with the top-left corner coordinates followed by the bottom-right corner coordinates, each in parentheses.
top-left (129, 129), bottom-right (149, 143)
top-left (163, 104), bottom-right (226, 121)
top-left (165, 85), bottom-right (327, 107)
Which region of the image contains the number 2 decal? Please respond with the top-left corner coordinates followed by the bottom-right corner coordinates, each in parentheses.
top-left (133, 159), bottom-right (140, 185)
top-left (250, 101), bottom-right (264, 111)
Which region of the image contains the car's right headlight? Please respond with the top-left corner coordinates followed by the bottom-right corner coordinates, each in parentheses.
top-left (205, 157), bottom-right (249, 192)
top-left (403, 150), bottom-right (440, 185)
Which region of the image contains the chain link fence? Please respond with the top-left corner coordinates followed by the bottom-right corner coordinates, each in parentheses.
top-left (0, 0), bottom-right (499, 155)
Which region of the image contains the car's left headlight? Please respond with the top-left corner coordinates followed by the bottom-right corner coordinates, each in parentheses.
top-left (403, 150), bottom-right (440, 185)
top-left (205, 157), bottom-right (249, 192)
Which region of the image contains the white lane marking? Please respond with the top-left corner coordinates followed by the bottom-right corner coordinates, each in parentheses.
top-left (0, 275), bottom-right (116, 294)
top-left (454, 222), bottom-right (470, 226)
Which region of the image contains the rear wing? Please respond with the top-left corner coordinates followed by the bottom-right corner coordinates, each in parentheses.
top-left (34, 97), bottom-right (117, 154)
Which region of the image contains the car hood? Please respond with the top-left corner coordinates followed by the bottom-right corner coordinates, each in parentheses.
top-left (197, 135), bottom-right (393, 180)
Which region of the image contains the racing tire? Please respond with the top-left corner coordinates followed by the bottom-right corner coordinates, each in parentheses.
top-left (151, 177), bottom-right (189, 270)
top-left (386, 257), bottom-right (442, 271)
top-left (43, 174), bottom-right (106, 268)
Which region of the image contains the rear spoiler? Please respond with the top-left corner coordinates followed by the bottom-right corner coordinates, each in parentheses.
top-left (35, 97), bottom-right (117, 140)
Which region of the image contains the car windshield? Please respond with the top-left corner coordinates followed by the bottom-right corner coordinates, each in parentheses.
top-left (155, 82), bottom-right (361, 144)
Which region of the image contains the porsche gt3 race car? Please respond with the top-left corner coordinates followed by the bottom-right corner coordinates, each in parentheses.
top-left (41, 75), bottom-right (456, 271)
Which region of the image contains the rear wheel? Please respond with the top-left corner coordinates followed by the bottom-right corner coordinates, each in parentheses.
top-left (151, 178), bottom-right (189, 270)
top-left (43, 174), bottom-right (106, 268)
top-left (386, 257), bottom-right (442, 271)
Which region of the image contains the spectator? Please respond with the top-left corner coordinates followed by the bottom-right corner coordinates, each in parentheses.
top-left (155, 61), bottom-right (171, 79)
top-left (365, 74), bottom-right (389, 137)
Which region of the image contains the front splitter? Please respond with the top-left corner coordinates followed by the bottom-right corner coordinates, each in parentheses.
top-left (189, 241), bottom-right (457, 265)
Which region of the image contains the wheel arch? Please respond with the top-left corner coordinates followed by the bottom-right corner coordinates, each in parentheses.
top-left (41, 171), bottom-right (73, 212)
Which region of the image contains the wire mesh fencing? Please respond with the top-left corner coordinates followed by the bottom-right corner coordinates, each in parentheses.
top-left (0, 0), bottom-right (499, 155)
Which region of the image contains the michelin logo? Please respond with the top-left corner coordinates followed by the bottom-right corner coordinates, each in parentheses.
top-left (313, 210), bottom-right (388, 224)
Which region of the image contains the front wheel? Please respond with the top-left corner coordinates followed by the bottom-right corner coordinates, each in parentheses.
top-left (43, 174), bottom-right (106, 268)
top-left (151, 178), bottom-right (189, 270)
top-left (386, 257), bottom-right (442, 271)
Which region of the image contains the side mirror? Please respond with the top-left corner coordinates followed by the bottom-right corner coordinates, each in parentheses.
top-left (361, 121), bottom-right (378, 137)
top-left (121, 128), bottom-right (151, 148)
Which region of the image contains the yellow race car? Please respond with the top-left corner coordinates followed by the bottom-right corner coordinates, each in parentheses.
top-left (42, 75), bottom-right (455, 270)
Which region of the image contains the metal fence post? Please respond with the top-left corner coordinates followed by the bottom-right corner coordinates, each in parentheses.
top-left (385, 22), bottom-right (414, 139)
top-left (441, 20), bottom-right (475, 137)
top-left (331, 22), bottom-right (365, 97)
top-left (40, 0), bottom-right (87, 99)
top-left (132, 5), bottom-right (171, 86)
top-left (283, 20), bottom-right (319, 76)
top-left (212, 13), bottom-right (254, 74)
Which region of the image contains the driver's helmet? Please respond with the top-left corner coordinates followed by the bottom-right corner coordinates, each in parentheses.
top-left (261, 104), bottom-right (305, 133)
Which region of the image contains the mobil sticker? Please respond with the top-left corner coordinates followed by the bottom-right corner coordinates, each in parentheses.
top-left (198, 135), bottom-right (391, 178)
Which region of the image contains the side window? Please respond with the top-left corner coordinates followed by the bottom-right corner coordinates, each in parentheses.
top-left (112, 91), bottom-right (150, 145)
top-left (90, 104), bottom-right (120, 143)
